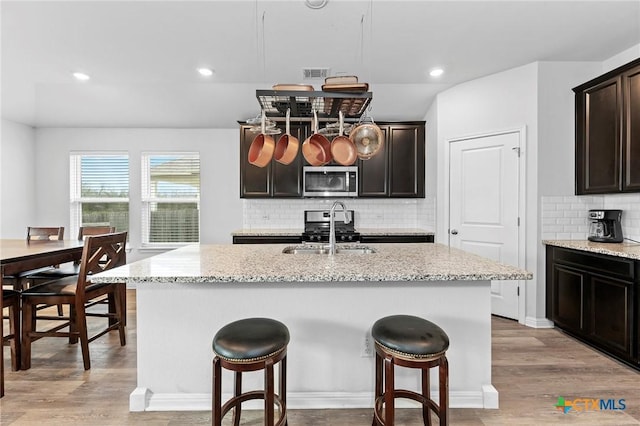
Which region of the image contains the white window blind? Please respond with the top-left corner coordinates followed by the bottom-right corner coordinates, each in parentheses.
top-left (141, 152), bottom-right (200, 246)
top-left (70, 153), bottom-right (129, 238)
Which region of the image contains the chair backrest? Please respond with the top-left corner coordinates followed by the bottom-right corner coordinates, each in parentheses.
top-left (77, 226), bottom-right (116, 240)
top-left (26, 226), bottom-right (64, 242)
top-left (77, 232), bottom-right (127, 298)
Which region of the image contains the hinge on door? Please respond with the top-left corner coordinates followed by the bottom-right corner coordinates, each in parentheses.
top-left (512, 146), bottom-right (521, 157)
top-left (517, 286), bottom-right (520, 296)
top-left (517, 217), bottom-right (520, 226)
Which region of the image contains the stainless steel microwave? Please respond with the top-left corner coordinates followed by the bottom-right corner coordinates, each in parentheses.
top-left (303, 166), bottom-right (358, 197)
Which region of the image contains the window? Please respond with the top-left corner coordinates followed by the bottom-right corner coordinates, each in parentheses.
top-left (70, 153), bottom-right (129, 238)
top-left (141, 153), bottom-right (200, 246)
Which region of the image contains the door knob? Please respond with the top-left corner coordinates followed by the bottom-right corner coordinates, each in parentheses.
top-left (450, 229), bottom-right (458, 235)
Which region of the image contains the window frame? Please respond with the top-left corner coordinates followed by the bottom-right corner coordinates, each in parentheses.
top-left (69, 152), bottom-right (130, 240)
top-left (141, 151), bottom-right (201, 248)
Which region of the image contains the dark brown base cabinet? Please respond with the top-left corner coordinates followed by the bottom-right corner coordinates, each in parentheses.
top-left (232, 235), bottom-right (302, 244)
top-left (546, 246), bottom-right (639, 369)
top-left (240, 121), bottom-right (425, 199)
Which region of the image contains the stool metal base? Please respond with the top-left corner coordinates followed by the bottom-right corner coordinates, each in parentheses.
top-left (212, 349), bottom-right (288, 426)
top-left (372, 343), bottom-right (448, 426)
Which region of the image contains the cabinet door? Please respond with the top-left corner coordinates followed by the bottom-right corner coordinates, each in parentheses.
top-left (589, 273), bottom-right (633, 357)
top-left (240, 124), bottom-right (305, 198)
top-left (575, 76), bottom-right (622, 194)
top-left (358, 125), bottom-right (389, 197)
top-left (623, 65), bottom-right (640, 191)
top-left (240, 125), bottom-right (272, 197)
top-left (552, 264), bottom-right (588, 334)
top-left (389, 124), bottom-right (425, 197)
top-left (272, 124), bottom-right (305, 197)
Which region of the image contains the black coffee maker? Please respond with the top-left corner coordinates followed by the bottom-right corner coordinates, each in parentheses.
top-left (587, 209), bottom-right (623, 243)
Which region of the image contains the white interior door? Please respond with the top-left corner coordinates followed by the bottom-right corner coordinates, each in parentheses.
top-left (449, 131), bottom-right (521, 320)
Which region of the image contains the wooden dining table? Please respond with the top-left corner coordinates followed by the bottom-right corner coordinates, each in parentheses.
top-left (1, 239), bottom-right (85, 289)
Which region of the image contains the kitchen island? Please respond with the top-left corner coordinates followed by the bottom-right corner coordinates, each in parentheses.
top-left (92, 243), bottom-right (531, 412)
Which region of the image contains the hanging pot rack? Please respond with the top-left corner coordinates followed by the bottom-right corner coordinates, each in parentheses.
top-left (255, 89), bottom-right (372, 122)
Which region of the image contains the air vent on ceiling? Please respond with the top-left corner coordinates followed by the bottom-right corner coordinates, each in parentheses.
top-left (302, 67), bottom-right (330, 80)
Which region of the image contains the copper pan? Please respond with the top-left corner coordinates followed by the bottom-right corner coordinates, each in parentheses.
top-left (350, 116), bottom-right (384, 160)
top-left (248, 111), bottom-right (275, 167)
top-left (274, 109), bottom-right (299, 165)
top-left (302, 110), bottom-right (332, 166)
top-left (331, 111), bottom-right (357, 166)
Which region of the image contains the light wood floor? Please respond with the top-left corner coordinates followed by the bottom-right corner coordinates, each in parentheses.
top-left (2, 289), bottom-right (640, 425)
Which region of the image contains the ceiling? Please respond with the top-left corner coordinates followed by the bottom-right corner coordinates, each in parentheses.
top-left (2, 0), bottom-right (639, 129)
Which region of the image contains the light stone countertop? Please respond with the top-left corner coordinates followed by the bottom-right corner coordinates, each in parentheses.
top-left (230, 228), bottom-right (434, 236)
top-left (92, 242), bottom-right (531, 284)
top-left (543, 239), bottom-right (640, 260)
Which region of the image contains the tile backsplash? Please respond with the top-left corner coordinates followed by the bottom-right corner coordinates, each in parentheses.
top-left (542, 194), bottom-right (640, 241)
top-left (243, 197), bottom-right (436, 230)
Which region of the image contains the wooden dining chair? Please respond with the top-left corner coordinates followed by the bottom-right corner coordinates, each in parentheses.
top-left (2, 289), bottom-right (21, 397)
top-left (20, 231), bottom-right (128, 370)
top-left (26, 226), bottom-right (65, 242)
top-left (2, 226), bottom-right (66, 289)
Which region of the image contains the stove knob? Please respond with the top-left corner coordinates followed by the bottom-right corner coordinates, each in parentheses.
top-left (347, 235), bottom-right (353, 241)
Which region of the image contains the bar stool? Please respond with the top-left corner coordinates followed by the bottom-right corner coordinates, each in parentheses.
top-left (371, 315), bottom-right (450, 426)
top-left (212, 317), bottom-right (289, 426)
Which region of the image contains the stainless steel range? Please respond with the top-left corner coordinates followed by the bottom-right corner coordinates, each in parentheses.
top-left (301, 210), bottom-right (360, 243)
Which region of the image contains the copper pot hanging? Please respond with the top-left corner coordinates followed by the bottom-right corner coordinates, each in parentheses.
top-left (302, 110), bottom-right (332, 166)
top-left (274, 109), bottom-right (299, 165)
top-left (350, 115), bottom-right (383, 160)
top-left (248, 111), bottom-right (276, 167)
top-left (331, 111), bottom-right (357, 166)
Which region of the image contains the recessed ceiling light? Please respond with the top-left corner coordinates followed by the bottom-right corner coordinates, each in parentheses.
top-left (197, 68), bottom-right (214, 77)
top-left (305, 0), bottom-right (328, 9)
top-left (429, 68), bottom-right (444, 77)
top-left (73, 72), bottom-right (90, 81)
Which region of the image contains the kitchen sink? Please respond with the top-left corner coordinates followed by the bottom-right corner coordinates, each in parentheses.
top-left (282, 244), bottom-right (376, 255)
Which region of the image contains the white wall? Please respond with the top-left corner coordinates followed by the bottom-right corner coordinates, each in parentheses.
top-left (431, 62), bottom-right (541, 325)
top-left (34, 128), bottom-right (242, 261)
top-left (1, 119), bottom-right (36, 238)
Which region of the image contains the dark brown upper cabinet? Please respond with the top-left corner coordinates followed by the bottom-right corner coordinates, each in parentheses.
top-left (240, 121), bottom-right (425, 199)
top-left (574, 58), bottom-right (640, 194)
top-left (358, 122), bottom-right (425, 198)
top-left (240, 122), bottom-right (305, 198)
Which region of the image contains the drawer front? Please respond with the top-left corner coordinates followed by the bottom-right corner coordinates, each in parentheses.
top-left (553, 247), bottom-right (635, 281)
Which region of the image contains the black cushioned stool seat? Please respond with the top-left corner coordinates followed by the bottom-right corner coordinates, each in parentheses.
top-left (212, 318), bottom-right (289, 426)
top-left (371, 315), bottom-right (450, 426)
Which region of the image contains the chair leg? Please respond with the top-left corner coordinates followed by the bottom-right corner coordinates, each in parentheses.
top-left (20, 300), bottom-right (34, 370)
top-left (74, 302), bottom-right (91, 370)
top-left (383, 354), bottom-right (395, 426)
top-left (8, 299), bottom-right (20, 371)
top-left (56, 304), bottom-right (64, 316)
top-left (439, 357), bottom-right (449, 426)
top-left (372, 350), bottom-right (383, 426)
top-left (114, 287), bottom-right (126, 346)
top-left (232, 371), bottom-right (242, 426)
top-left (264, 358), bottom-right (275, 426)
top-left (422, 367), bottom-right (432, 426)
top-left (280, 355), bottom-right (287, 425)
top-left (212, 357), bottom-right (222, 426)
top-left (69, 304), bottom-right (78, 344)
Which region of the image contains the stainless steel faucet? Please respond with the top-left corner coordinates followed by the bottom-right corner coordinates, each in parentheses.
top-left (329, 201), bottom-right (349, 255)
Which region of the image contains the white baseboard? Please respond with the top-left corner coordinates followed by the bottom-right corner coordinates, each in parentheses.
top-left (131, 388), bottom-right (494, 412)
top-left (525, 316), bottom-right (554, 329)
